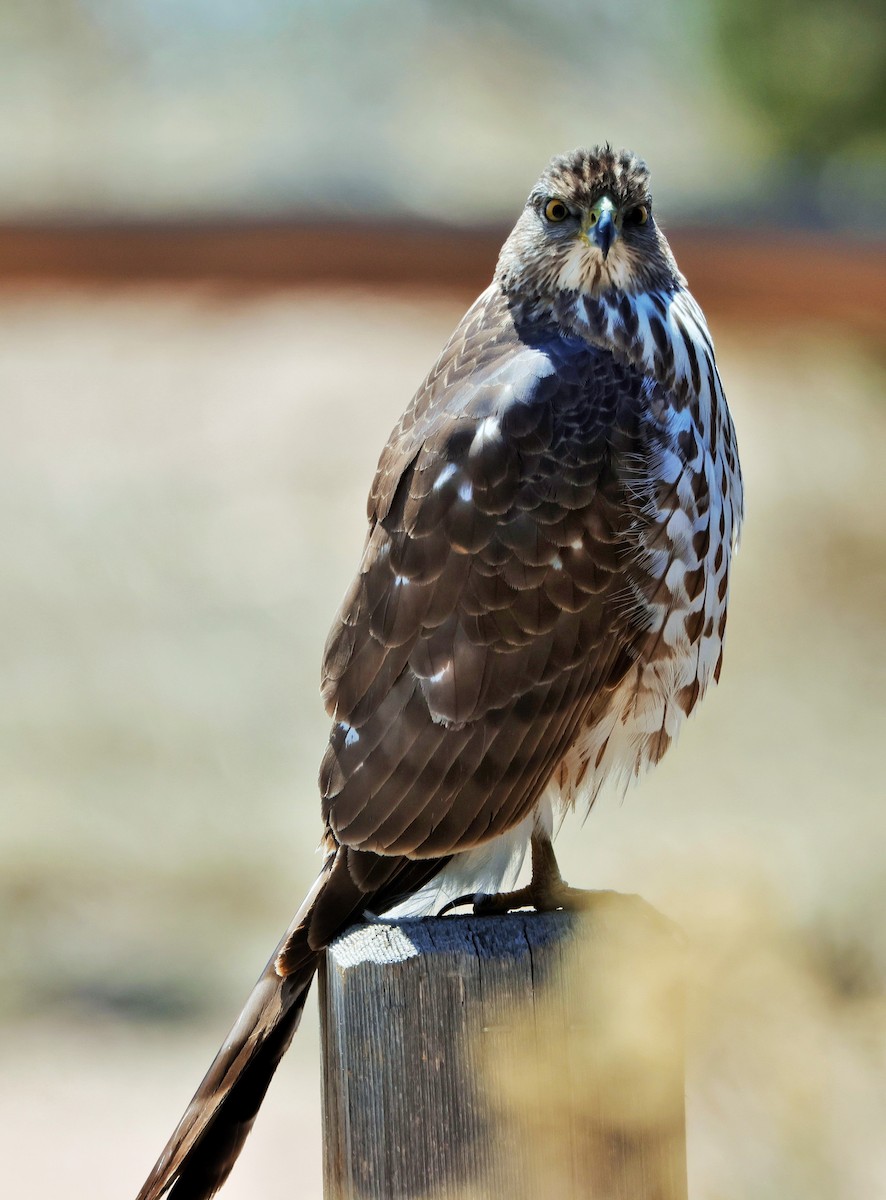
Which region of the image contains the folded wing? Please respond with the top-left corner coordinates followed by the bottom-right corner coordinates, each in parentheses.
top-left (320, 290), bottom-right (663, 860)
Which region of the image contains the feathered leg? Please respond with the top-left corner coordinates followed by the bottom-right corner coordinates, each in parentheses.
top-left (438, 828), bottom-right (601, 915)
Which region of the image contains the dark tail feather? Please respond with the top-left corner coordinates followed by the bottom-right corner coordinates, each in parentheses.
top-left (135, 866), bottom-right (333, 1200)
top-left (165, 961), bottom-right (315, 1200)
top-left (136, 848), bottom-right (450, 1200)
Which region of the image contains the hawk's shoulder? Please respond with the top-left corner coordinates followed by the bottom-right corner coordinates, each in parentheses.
top-left (370, 283), bottom-right (654, 529)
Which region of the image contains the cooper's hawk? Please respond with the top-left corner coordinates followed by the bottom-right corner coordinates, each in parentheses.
top-left (137, 145), bottom-right (743, 1200)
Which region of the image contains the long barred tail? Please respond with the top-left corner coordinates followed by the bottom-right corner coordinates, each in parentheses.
top-left (135, 933), bottom-right (320, 1200)
top-left (136, 847), bottom-right (450, 1200)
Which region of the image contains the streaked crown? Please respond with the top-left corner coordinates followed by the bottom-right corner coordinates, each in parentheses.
top-left (496, 144), bottom-right (682, 304)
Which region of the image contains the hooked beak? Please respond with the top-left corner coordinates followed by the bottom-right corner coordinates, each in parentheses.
top-left (583, 195), bottom-right (619, 259)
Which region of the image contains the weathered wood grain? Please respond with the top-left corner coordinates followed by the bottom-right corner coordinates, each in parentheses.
top-left (320, 899), bottom-right (687, 1200)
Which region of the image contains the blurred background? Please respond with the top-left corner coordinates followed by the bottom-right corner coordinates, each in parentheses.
top-left (1, 1), bottom-right (884, 1197)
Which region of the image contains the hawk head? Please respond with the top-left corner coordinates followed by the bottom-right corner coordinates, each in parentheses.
top-left (496, 145), bottom-right (683, 304)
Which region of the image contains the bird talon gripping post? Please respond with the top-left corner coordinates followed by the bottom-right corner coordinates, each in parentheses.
top-left (436, 891), bottom-right (488, 917)
top-left (136, 145), bottom-right (742, 1200)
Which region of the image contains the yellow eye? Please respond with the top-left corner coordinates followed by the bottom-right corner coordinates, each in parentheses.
top-left (544, 198), bottom-right (570, 222)
top-left (626, 204), bottom-right (649, 225)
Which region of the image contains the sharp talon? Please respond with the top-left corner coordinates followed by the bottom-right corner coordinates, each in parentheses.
top-left (437, 892), bottom-right (481, 917)
top-left (473, 893), bottom-right (514, 916)
top-left (436, 833), bottom-right (606, 919)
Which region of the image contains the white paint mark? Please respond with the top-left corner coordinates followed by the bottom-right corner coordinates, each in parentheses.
top-left (335, 922), bottom-right (421, 963)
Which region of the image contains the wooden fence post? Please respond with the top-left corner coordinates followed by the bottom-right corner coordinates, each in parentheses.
top-left (319, 900), bottom-right (686, 1200)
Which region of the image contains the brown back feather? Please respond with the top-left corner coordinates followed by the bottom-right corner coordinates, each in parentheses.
top-left (320, 286), bottom-right (663, 859)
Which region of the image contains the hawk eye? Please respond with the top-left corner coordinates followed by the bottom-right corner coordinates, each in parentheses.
top-left (544, 198), bottom-right (570, 223)
top-left (625, 204), bottom-right (649, 226)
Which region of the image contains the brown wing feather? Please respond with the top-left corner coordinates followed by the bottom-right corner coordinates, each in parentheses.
top-left (320, 286), bottom-right (662, 860)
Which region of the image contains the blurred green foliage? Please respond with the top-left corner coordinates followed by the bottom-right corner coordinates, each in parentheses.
top-left (712, 0), bottom-right (886, 163)
top-left (1, 0), bottom-right (882, 224)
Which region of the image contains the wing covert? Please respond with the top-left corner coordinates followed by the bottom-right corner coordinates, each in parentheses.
top-left (319, 288), bottom-right (664, 859)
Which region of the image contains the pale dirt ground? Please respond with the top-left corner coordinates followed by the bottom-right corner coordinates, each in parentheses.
top-left (1, 285), bottom-right (884, 1198)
